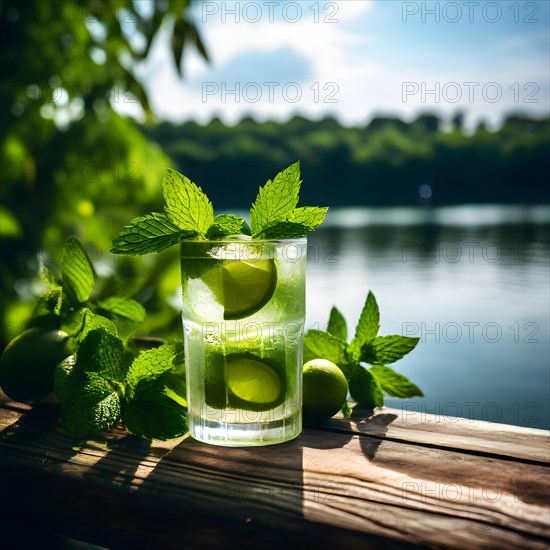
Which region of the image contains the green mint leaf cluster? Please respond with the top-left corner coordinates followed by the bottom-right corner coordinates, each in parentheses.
top-left (304, 291), bottom-right (422, 416)
top-left (55, 330), bottom-right (187, 440)
top-left (32, 237), bottom-right (146, 345)
top-left (111, 160), bottom-right (327, 255)
top-left (28, 236), bottom-right (187, 440)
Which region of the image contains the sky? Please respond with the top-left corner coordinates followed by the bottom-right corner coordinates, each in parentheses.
top-left (120, 0), bottom-right (550, 128)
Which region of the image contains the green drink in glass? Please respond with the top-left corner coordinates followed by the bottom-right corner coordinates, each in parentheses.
top-left (111, 161), bottom-right (327, 445)
top-left (181, 237), bottom-right (307, 446)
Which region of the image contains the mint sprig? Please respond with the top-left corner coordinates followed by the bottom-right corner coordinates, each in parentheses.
top-left (110, 160), bottom-right (328, 256)
top-left (55, 331), bottom-right (187, 440)
top-left (304, 291), bottom-right (422, 417)
top-left (34, 236), bottom-right (148, 346)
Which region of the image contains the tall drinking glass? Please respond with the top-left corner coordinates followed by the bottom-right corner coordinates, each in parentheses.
top-left (181, 238), bottom-right (307, 446)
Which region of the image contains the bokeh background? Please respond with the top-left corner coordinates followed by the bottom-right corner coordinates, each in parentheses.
top-left (1, 0), bottom-right (549, 427)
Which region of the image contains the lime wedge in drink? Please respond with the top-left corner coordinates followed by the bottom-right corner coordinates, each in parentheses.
top-left (221, 258), bottom-right (277, 320)
top-left (204, 353), bottom-right (285, 411)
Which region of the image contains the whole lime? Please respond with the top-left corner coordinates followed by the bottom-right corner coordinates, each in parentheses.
top-left (302, 358), bottom-right (348, 421)
top-left (0, 328), bottom-right (70, 403)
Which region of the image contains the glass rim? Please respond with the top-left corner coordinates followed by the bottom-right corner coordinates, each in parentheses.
top-left (180, 237), bottom-right (307, 245)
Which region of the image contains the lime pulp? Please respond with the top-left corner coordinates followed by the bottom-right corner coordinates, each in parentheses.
top-left (221, 258), bottom-right (277, 320)
top-left (205, 354), bottom-right (285, 412)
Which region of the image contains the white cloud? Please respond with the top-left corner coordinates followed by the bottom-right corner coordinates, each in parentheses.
top-left (115, 0), bottom-right (549, 127)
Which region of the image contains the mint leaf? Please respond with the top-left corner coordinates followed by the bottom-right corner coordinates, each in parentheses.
top-left (369, 365), bottom-right (424, 398)
top-left (255, 206), bottom-right (328, 239)
top-left (349, 366), bottom-right (384, 408)
top-left (125, 344), bottom-right (179, 391)
top-left (206, 214), bottom-right (251, 239)
top-left (349, 291), bottom-right (380, 360)
top-left (124, 345), bottom-right (187, 440)
top-left (250, 161), bottom-right (301, 236)
top-left (97, 296), bottom-right (146, 341)
top-left (98, 296), bottom-right (146, 324)
top-left (123, 376), bottom-right (187, 441)
top-left (163, 168), bottom-right (214, 236)
top-left (260, 221), bottom-right (310, 239)
top-left (54, 355), bottom-right (79, 405)
top-left (303, 329), bottom-right (347, 366)
top-left (110, 212), bottom-right (197, 255)
top-left (286, 206), bottom-right (328, 231)
top-left (76, 329), bottom-right (127, 384)
top-left (361, 335), bottom-right (420, 365)
top-left (55, 350), bottom-right (121, 438)
top-left (60, 237), bottom-right (95, 303)
top-left (327, 306), bottom-right (347, 342)
top-left (62, 308), bottom-right (118, 345)
top-left (61, 373), bottom-right (121, 438)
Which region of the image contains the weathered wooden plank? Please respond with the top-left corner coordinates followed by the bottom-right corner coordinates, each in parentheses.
top-left (312, 407), bottom-right (550, 465)
top-left (4, 399), bottom-right (548, 464)
top-left (1, 401), bottom-right (549, 549)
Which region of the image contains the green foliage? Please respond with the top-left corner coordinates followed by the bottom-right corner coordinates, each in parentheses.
top-left (349, 291), bottom-right (379, 360)
top-left (162, 168), bottom-right (215, 236)
top-left (0, 0), bottom-right (208, 350)
top-left (250, 161), bottom-right (327, 238)
top-left (60, 237), bottom-right (96, 304)
top-left (62, 307), bottom-right (118, 346)
top-left (362, 335), bottom-right (420, 365)
top-left (369, 365), bottom-right (423, 399)
top-left (206, 215), bottom-right (251, 239)
top-left (303, 330), bottom-right (347, 367)
top-left (55, 325), bottom-right (187, 440)
top-left (110, 213), bottom-right (198, 255)
top-left (250, 161), bottom-right (302, 235)
top-left (349, 366), bottom-right (384, 409)
top-left (303, 291), bottom-right (423, 416)
top-left (123, 345), bottom-right (188, 440)
top-left (327, 307), bottom-right (347, 342)
top-left (60, 372), bottom-right (122, 439)
top-left (145, 115), bottom-right (550, 210)
top-left (111, 162), bottom-right (328, 255)
top-left (32, 240), bottom-right (189, 441)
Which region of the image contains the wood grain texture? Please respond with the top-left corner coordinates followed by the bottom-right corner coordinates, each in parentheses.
top-left (318, 407), bottom-right (550, 464)
top-left (0, 398), bottom-right (549, 549)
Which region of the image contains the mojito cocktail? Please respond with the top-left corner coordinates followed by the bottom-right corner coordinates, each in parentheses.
top-left (181, 237), bottom-right (306, 446)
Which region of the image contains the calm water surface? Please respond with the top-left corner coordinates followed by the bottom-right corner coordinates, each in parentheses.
top-left (305, 205), bottom-right (550, 429)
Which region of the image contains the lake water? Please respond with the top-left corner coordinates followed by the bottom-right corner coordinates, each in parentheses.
top-left (305, 205), bottom-right (550, 430)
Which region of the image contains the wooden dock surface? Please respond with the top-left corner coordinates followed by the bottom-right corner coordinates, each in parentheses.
top-left (1, 395), bottom-right (548, 549)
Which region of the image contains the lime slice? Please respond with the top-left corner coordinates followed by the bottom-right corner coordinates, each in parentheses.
top-left (204, 354), bottom-right (285, 412)
top-left (221, 259), bottom-right (277, 320)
